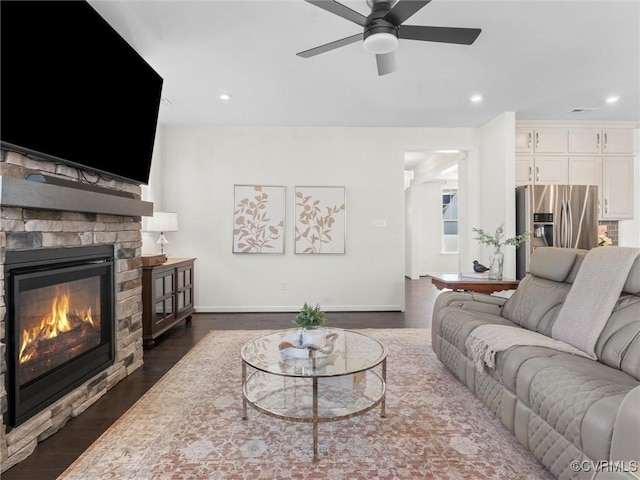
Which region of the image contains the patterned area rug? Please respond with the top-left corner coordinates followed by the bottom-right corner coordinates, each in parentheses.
top-left (59, 329), bottom-right (552, 479)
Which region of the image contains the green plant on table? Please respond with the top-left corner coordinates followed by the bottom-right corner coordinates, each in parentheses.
top-left (293, 302), bottom-right (327, 329)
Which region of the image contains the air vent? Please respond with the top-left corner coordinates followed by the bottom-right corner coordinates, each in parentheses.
top-left (571, 107), bottom-right (598, 113)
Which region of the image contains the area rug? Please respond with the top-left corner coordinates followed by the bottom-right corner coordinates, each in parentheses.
top-left (58, 329), bottom-right (552, 479)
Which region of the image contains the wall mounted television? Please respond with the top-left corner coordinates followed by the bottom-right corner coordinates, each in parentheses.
top-left (0, 0), bottom-right (163, 185)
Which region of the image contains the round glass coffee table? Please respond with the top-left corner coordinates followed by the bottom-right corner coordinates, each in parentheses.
top-left (241, 327), bottom-right (387, 461)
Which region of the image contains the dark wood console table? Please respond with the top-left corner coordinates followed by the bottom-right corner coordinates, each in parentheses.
top-left (427, 273), bottom-right (519, 295)
top-left (142, 257), bottom-right (196, 347)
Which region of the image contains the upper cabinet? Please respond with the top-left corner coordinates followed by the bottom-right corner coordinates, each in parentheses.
top-left (516, 156), bottom-right (569, 186)
top-left (568, 128), bottom-right (634, 154)
top-left (516, 128), bottom-right (567, 154)
top-left (516, 122), bottom-right (638, 220)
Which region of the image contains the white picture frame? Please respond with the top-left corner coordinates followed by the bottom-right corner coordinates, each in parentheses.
top-left (294, 186), bottom-right (346, 254)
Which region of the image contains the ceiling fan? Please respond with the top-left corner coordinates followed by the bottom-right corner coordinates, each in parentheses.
top-left (297, 0), bottom-right (481, 76)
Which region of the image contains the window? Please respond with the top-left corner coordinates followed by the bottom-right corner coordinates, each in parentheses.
top-left (442, 188), bottom-right (458, 253)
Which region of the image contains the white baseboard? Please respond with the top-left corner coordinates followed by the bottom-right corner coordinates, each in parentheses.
top-left (194, 305), bottom-right (403, 313)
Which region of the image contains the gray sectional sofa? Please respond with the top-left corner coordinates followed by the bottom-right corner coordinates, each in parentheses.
top-left (432, 246), bottom-right (640, 479)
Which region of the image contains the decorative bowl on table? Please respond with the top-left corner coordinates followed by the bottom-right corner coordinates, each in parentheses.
top-left (279, 330), bottom-right (338, 358)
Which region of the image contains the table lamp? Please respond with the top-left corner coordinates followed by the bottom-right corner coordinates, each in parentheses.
top-left (145, 212), bottom-right (178, 255)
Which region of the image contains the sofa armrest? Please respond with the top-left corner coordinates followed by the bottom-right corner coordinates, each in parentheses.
top-left (433, 290), bottom-right (508, 315)
top-left (431, 291), bottom-right (508, 352)
top-left (609, 386), bottom-right (640, 463)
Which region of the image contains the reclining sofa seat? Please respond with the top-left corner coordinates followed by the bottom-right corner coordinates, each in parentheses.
top-left (431, 247), bottom-right (640, 479)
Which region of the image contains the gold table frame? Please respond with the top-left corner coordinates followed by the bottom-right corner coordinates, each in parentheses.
top-left (241, 328), bottom-right (387, 462)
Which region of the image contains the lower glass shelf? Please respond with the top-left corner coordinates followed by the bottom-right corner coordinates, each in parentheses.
top-left (243, 369), bottom-right (385, 422)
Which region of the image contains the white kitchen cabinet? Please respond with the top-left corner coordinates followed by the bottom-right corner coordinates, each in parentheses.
top-left (569, 157), bottom-right (603, 217)
top-left (515, 129), bottom-right (534, 153)
top-left (569, 156), bottom-right (601, 185)
top-left (602, 157), bottom-right (634, 219)
top-left (516, 156), bottom-right (568, 185)
top-left (535, 156), bottom-right (569, 183)
top-left (515, 157), bottom-right (533, 185)
top-left (568, 128), bottom-right (634, 154)
top-left (516, 128), bottom-right (568, 154)
top-left (516, 122), bottom-right (636, 220)
top-left (567, 156), bottom-right (635, 220)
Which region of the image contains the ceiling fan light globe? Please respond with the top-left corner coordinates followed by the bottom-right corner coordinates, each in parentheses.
top-left (363, 32), bottom-right (398, 54)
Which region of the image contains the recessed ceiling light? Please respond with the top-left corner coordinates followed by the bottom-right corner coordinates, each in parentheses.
top-left (605, 95), bottom-right (620, 104)
top-left (470, 94), bottom-right (483, 103)
top-left (220, 94), bottom-right (232, 101)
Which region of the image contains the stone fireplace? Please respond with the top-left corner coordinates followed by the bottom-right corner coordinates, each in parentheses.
top-left (0, 150), bottom-right (152, 470)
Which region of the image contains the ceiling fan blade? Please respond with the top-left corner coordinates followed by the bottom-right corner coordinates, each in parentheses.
top-left (384, 0), bottom-right (432, 26)
top-left (296, 33), bottom-right (364, 58)
top-left (305, 0), bottom-right (368, 27)
top-left (376, 52), bottom-right (396, 76)
top-left (398, 25), bottom-right (481, 45)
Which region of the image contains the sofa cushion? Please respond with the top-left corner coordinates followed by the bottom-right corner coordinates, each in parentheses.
top-left (500, 275), bottom-right (572, 334)
top-left (529, 247), bottom-right (578, 282)
top-left (515, 353), bottom-right (639, 463)
top-left (595, 294), bottom-right (640, 380)
top-left (495, 346), bottom-right (566, 394)
top-left (622, 255), bottom-right (640, 294)
top-left (564, 249), bottom-right (588, 284)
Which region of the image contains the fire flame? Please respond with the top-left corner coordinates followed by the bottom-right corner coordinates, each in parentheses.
top-left (19, 292), bottom-right (94, 363)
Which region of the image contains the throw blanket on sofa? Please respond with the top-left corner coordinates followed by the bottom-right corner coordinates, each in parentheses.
top-left (551, 246), bottom-right (640, 359)
top-left (466, 324), bottom-right (591, 370)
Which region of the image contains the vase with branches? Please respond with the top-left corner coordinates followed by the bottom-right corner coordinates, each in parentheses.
top-left (472, 224), bottom-right (530, 280)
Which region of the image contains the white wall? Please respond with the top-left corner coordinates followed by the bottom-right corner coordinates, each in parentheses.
top-left (149, 117), bottom-right (632, 313)
top-left (157, 126), bottom-right (451, 312)
top-left (404, 186), bottom-right (419, 280)
top-left (473, 113), bottom-right (517, 277)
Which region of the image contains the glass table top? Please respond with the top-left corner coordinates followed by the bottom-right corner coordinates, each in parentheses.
top-left (241, 328), bottom-right (387, 378)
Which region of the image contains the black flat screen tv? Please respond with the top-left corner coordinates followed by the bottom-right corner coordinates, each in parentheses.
top-left (1, 0), bottom-right (163, 185)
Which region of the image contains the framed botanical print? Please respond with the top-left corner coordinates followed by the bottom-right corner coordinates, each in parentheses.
top-left (294, 186), bottom-right (346, 254)
top-left (233, 185), bottom-right (285, 253)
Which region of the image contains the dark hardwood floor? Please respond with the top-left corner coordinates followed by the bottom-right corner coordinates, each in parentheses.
top-left (2, 277), bottom-right (440, 479)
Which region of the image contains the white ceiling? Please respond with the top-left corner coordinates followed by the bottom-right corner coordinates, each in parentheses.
top-left (89, 0), bottom-right (640, 128)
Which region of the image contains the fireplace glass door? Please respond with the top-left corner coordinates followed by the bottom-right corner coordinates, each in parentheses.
top-left (5, 246), bottom-right (115, 427)
top-left (18, 275), bottom-right (103, 385)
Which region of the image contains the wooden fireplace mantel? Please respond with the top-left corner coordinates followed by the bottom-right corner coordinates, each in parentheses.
top-left (0, 175), bottom-right (153, 216)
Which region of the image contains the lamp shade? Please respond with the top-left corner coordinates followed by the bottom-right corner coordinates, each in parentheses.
top-left (363, 32), bottom-right (398, 54)
top-left (144, 212), bottom-right (178, 232)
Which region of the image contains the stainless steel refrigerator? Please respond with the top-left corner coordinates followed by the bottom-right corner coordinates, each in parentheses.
top-left (515, 185), bottom-right (599, 279)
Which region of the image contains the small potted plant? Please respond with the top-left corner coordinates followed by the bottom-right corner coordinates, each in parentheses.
top-left (293, 302), bottom-right (327, 346)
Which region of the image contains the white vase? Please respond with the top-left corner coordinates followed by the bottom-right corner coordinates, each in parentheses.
top-left (301, 327), bottom-right (325, 347)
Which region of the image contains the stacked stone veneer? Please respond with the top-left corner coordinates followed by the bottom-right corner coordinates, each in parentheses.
top-left (0, 151), bottom-right (145, 471)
